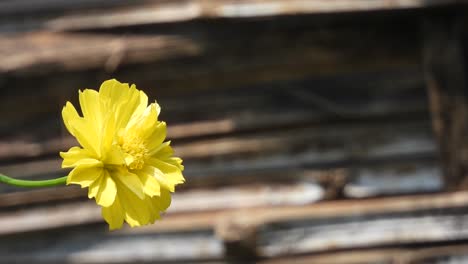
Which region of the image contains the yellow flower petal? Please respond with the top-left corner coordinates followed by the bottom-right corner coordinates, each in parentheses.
top-left (68, 117), bottom-right (100, 157)
top-left (61, 102), bottom-right (80, 137)
top-left (170, 157), bottom-right (184, 171)
top-left (89, 170), bottom-right (117, 207)
top-left (136, 170), bottom-right (161, 197)
top-left (149, 141), bottom-right (173, 158)
top-left (131, 90), bottom-right (149, 120)
top-left (114, 169), bottom-right (145, 199)
top-left (102, 196), bottom-right (125, 230)
top-left (102, 145), bottom-right (125, 166)
top-left (99, 79), bottom-right (128, 104)
top-left (60, 146), bottom-right (97, 168)
top-left (67, 164), bottom-right (103, 187)
top-left (115, 89), bottom-right (141, 130)
top-left (148, 158), bottom-right (185, 190)
top-left (145, 121), bottom-right (167, 152)
top-left (152, 188), bottom-right (171, 212)
top-left (99, 79), bottom-right (141, 130)
top-left (118, 186), bottom-right (152, 227)
top-left (79, 89), bottom-right (102, 134)
top-left (140, 165), bottom-right (173, 192)
top-left (100, 113), bottom-right (116, 157)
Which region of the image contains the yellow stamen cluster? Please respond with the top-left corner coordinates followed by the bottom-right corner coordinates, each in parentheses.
top-left (120, 133), bottom-right (148, 170)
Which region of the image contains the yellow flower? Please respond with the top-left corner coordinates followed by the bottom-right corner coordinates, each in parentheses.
top-left (60, 79), bottom-right (185, 229)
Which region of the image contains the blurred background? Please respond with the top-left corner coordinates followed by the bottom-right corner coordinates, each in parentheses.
top-left (1, 0), bottom-right (468, 263)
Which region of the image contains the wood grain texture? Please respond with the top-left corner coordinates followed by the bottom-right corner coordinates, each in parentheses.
top-left (258, 209), bottom-right (468, 256)
top-left (0, 32), bottom-right (200, 74)
top-left (48, 0), bottom-right (463, 30)
top-left (0, 120), bottom-right (436, 197)
top-left (259, 245), bottom-right (468, 264)
top-left (0, 69), bottom-right (427, 147)
top-left (2, 191), bottom-right (468, 262)
top-left (0, 20), bottom-right (419, 79)
top-left (0, 0), bottom-right (461, 34)
top-left (423, 11), bottom-right (468, 190)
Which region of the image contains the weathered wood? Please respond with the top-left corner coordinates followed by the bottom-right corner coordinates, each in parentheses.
top-left (258, 208), bottom-right (468, 257)
top-left (344, 162), bottom-right (442, 197)
top-left (0, 0), bottom-right (459, 32)
top-left (0, 0), bottom-right (461, 34)
top-left (0, 13), bottom-right (426, 143)
top-left (0, 32), bottom-right (199, 74)
top-left (423, 12), bottom-right (468, 189)
top-left (259, 245), bottom-right (468, 264)
top-left (1, 0), bottom-right (462, 17)
top-left (2, 192), bottom-right (468, 262)
top-left (0, 120), bottom-right (435, 165)
top-left (5, 230), bottom-right (468, 264)
top-left (0, 226), bottom-right (224, 264)
top-left (0, 70), bottom-right (427, 151)
top-left (0, 14), bottom-right (420, 84)
top-left (0, 25), bottom-right (418, 76)
top-left (216, 213), bottom-right (259, 261)
top-left (0, 161), bottom-right (443, 209)
top-left (0, 121), bottom-right (435, 197)
top-left (0, 186), bottom-right (85, 208)
top-left (0, 180), bottom-right (325, 234)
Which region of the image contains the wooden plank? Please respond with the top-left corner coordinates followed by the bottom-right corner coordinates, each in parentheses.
top-left (0, 120), bottom-right (435, 195)
top-left (0, 0), bottom-right (460, 33)
top-left (257, 208), bottom-right (468, 257)
top-left (215, 191), bottom-right (468, 258)
top-left (0, 186), bottom-right (85, 208)
top-left (0, 32), bottom-right (199, 74)
top-left (62, 120), bottom-right (442, 162)
top-left (0, 119), bottom-right (434, 165)
top-left (0, 27), bottom-right (417, 77)
top-left (344, 162), bottom-right (442, 197)
top-left (423, 11), bottom-right (468, 189)
top-left (0, 16), bottom-right (425, 136)
top-left (0, 226), bottom-right (224, 264)
top-left (0, 120), bottom-right (436, 204)
top-left (4, 226), bottom-right (468, 263)
top-left (181, 121), bottom-right (435, 177)
top-left (212, 191), bottom-right (468, 236)
top-left (35, 0), bottom-right (465, 31)
top-left (3, 192), bottom-right (468, 262)
top-left (259, 245), bottom-right (468, 264)
top-left (2, 188), bottom-right (468, 235)
top-left (0, 14), bottom-right (420, 84)
top-left (0, 70), bottom-right (427, 147)
top-left (0, 0), bottom-right (461, 17)
top-left (0, 180), bottom-right (324, 234)
top-left (0, 161), bottom-right (442, 208)
top-left (158, 71), bottom-right (427, 123)
top-left (171, 182), bottom-right (324, 213)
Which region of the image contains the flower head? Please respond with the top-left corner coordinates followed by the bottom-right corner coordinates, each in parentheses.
top-left (60, 79), bottom-right (184, 229)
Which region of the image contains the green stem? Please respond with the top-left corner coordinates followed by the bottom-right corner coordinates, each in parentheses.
top-left (0, 174), bottom-right (67, 188)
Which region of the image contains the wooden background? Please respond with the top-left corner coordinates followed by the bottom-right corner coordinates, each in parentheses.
top-left (1, 0), bottom-right (468, 263)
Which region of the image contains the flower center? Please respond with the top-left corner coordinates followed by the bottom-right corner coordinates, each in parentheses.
top-left (119, 133), bottom-right (148, 170)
